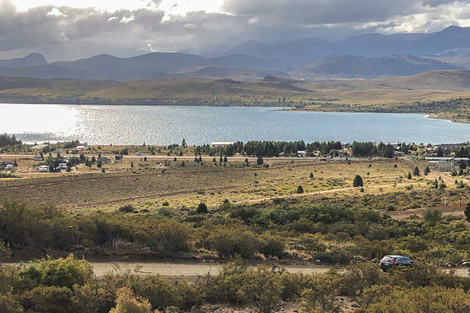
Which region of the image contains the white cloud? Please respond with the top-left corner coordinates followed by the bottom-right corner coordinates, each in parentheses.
top-left (0, 0), bottom-right (469, 61)
top-left (47, 7), bottom-right (65, 17)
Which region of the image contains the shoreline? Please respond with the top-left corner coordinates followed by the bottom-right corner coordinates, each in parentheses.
top-left (2, 101), bottom-right (468, 124)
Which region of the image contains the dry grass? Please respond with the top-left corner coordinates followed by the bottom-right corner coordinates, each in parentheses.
top-left (0, 153), bottom-right (434, 213)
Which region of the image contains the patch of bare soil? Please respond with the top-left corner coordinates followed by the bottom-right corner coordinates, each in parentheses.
top-left (388, 204), bottom-right (465, 219)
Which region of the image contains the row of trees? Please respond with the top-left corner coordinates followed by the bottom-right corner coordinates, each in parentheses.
top-left (194, 140), bottom-right (415, 158)
top-left (0, 134), bottom-right (22, 147)
top-left (350, 141), bottom-right (395, 157)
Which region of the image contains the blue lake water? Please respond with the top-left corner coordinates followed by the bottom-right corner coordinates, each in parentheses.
top-left (1, 103), bottom-right (470, 145)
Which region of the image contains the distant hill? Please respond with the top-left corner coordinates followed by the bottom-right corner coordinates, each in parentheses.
top-left (167, 65), bottom-right (287, 81)
top-left (0, 53), bottom-right (47, 68)
top-left (383, 70), bottom-right (470, 91)
top-left (291, 54), bottom-right (459, 79)
top-left (0, 52), bottom-right (281, 81)
top-left (1, 26), bottom-right (470, 81)
top-left (227, 26), bottom-right (470, 68)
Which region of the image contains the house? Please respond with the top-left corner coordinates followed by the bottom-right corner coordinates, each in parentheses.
top-left (76, 142), bottom-right (89, 152)
top-left (455, 157), bottom-right (470, 165)
top-left (30, 144), bottom-right (49, 151)
top-left (76, 145), bottom-right (89, 152)
top-left (424, 157), bottom-right (462, 172)
top-left (211, 142), bottom-right (234, 148)
top-left (436, 162), bottom-right (452, 172)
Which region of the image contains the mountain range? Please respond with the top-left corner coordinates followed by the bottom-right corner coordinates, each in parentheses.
top-left (1, 26), bottom-right (470, 81)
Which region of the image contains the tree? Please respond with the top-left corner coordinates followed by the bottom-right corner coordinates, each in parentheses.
top-left (297, 185), bottom-right (304, 193)
top-left (224, 156), bottom-right (228, 163)
top-left (465, 202), bottom-right (470, 222)
top-left (436, 147), bottom-right (444, 157)
top-left (424, 166), bottom-right (430, 175)
top-left (257, 156), bottom-right (264, 165)
top-left (196, 202), bottom-right (208, 214)
top-left (46, 155), bottom-right (55, 172)
top-left (413, 166), bottom-right (420, 177)
top-left (353, 175), bottom-right (363, 187)
top-left (181, 138), bottom-right (187, 148)
top-left (407, 172), bottom-right (412, 179)
top-left (310, 172), bottom-right (314, 179)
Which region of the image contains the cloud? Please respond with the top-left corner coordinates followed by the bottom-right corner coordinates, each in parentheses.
top-left (0, 0), bottom-right (469, 61)
top-left (47, 7), bottom-right (66, 17)
top-left (222, 0), bottom-right (420, 24)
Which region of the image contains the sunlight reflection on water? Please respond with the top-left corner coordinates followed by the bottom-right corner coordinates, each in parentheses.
top-left (1, 104), bottom-right (470, 145)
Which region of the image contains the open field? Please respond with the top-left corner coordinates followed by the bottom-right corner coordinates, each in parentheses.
top-left (1, 149), bottom-right (470, 313)
top-left (0, 154), bottom-right (451, 212)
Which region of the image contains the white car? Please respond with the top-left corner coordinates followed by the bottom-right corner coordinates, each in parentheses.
top-left (39, 165), bottom-right (49, 172)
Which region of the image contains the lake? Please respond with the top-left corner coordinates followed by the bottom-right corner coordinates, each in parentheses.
top-left (1, 103), bottom-right (470, 145)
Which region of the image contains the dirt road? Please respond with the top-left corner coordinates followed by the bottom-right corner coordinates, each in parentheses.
top-left (91, 262), bottom-right (469, 278)
top-left (3, 261), bottom-right (468, 279)
top-left (89, 262), bottom-right (333, 278)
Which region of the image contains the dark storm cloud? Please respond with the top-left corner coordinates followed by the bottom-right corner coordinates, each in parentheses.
top-left (0, 0), bottom-right (468, 61)
top-left (222, 0), bottom-right (422, 24)
top-left (422, 0), bottom-right (461, 7)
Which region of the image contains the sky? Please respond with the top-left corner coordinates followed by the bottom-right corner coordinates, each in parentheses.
top-left (1, 0), bottom-right (470, 61)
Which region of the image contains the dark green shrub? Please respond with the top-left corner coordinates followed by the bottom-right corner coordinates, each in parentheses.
top-left (208, 227), bottom-right (259, 259)
top-left (118, 205), bottom-right (135, 213)
top-left (18, 255), bottom-right (93, 290)
top-left (0, 293), bottom-right (22, 313)
top-left (259, 233), bottom-right (286, 258)
top-left (196, 202), bottom-right (208, 214)
top-left (19, 286), bottom-right (73, 313)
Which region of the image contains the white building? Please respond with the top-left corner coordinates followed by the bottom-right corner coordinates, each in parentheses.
top-left (211, 142), bottom-right (234, 148)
